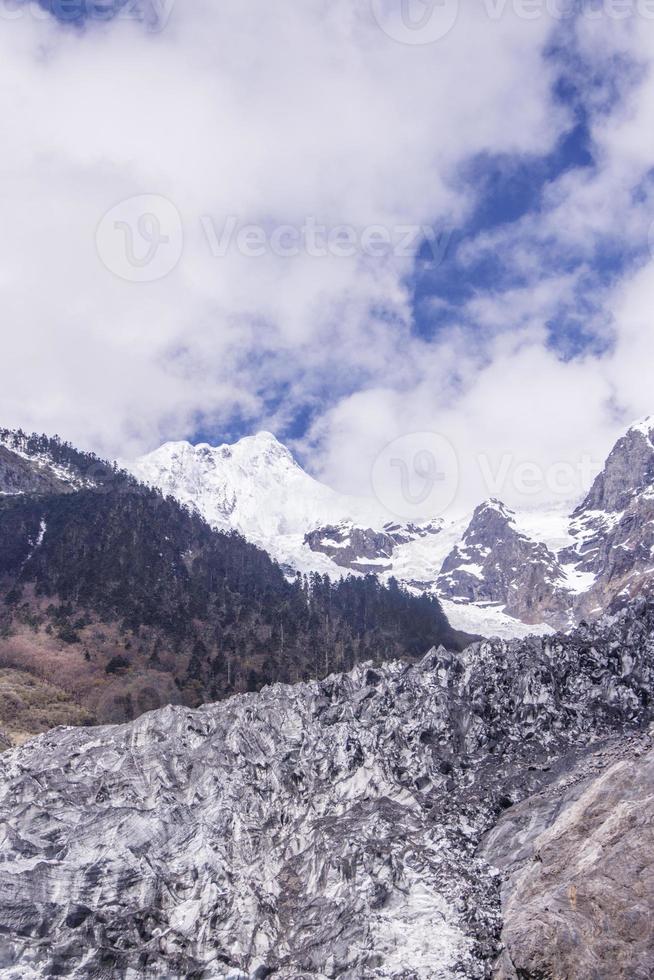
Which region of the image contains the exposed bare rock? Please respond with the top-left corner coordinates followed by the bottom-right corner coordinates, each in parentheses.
top-left (0, 429), bottom-right (114, 499)
top-left (438, 501), bottom-right (573, 628)
top-left (0, 445), bottom-right (77, 497)
top-left (304, 521), bottom-right (444, 575)
top-left (2, 602), bottom-right (654, 978)
top-left (576, 417), bottom-right (654, 515)
top-left (436, 420), bottom-right (654, 632)
top-left (565, 419), bottom-right (654, 621)
top-left (483, 734), bottom-right (654, 980)
top-left (572, 492), bottom-right (654, 620)
top-left (304, 522), bottom-right (397, 572)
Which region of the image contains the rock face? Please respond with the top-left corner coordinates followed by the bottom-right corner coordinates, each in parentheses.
top-left (0, 441), bottom-right (87, 497)
top-left (567, 418), bottom-right (654, 621)
top-left (0, 430), bottom-right (110, 497)
top-left (437, 501), bottom-right (573, 627)
top-left (0, 445), bottom-right (73, 496)
top-left (2, 601), bottom-right (654, 978)
top-left (304, 521), bottom-right (443, 575)
top-left (304, 522), bottom-right (397, 572)
top-left (483, 736), bottom-right (654, 980)
top-left (577, 417), bottom-right (654, 514)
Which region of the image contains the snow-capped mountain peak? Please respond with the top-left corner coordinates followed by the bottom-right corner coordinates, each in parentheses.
top-left (128, 417), bottom-right (654, 640)
top-left (130, 432), bottom-right (388, 548)
top-left (476, 498), bottom-right (515, 521)
top-left (234, 429), bottom-right (294, 456)
top-left (628, 415), bottom-right (654, 441)
top-left (147, 431), bottom-right (294, 470)
top-left (195, 430), bottom-right (296, 467)
top-left (576, 416), bottom-right (654, 516)
top-left (129, 433), bottom-right (557, 638)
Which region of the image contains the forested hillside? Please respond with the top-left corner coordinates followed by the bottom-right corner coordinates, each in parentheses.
top-left (0, 433), bottom-right (469, 738)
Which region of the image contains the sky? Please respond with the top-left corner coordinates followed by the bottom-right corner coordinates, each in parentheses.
top-left (3, 0), bottom-right (654, 514)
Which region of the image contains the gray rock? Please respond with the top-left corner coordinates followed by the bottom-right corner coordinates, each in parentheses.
top-left (483, 735), bottom-right (654, 980)
top-left (0, 445), bottom-right (76, 496)
top-left (304, 521), bottom-right (442, 575)
top-left (2, 602), bottom-right (654, 977)
top-left (564, 421), bottom-right (654, 621)
top-left (436, 423), bottom-right (654, 632)
top-left (304, 522), bottom-right (397, 572)
top-left (575, 419), bottom-right (654, 515)
top-left (438, 501), bottom-right (573, 628)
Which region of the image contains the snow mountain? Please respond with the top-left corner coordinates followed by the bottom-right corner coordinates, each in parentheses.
top-left (130, 418), bottom-right (654, 639)
top-left (129, 432), bottom-right (389, 544)
top-left (129, 434), bottom-right (447, 592)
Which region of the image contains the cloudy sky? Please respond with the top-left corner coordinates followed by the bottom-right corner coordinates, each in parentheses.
top-left (3, 0), bottom-right (654, 511)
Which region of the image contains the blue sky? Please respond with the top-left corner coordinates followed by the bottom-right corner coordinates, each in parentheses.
top-left (411, 121), bottom-right (595, 339)
top-left (3, 2), bottom-right (654, 508)
top-left (205, 53), bottom-right (607, 447)
top-left (207, 19), bottom-right (654, 459)
top-left (275, 26), bottom-right (653, 469)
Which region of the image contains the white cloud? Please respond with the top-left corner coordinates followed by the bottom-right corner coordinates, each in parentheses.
top-left (298, 11), bottom-right (654, 514)
top-left (0, 1), bottom-right (561, 459)
top-left (8, 0), bottom-right (654, 519)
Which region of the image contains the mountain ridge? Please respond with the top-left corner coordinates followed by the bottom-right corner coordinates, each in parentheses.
top-left (0, 429), bottom-right (468, 743)
top-left (129, 417), bottom-right (654, 639)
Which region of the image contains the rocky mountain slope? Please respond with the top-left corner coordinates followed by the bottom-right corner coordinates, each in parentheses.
top-left (436, 499), bottom-right (572, 625)
top-left (130, 418), bottom-right (654, 638)
top-left (0, 431), bottom-right (466, 743)
top-left (1, 599), bottom-right (653, 979)
top-left (0, 428), bottom-right (114, 496)
top-left (483, 733), bottom-right (654, 979)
